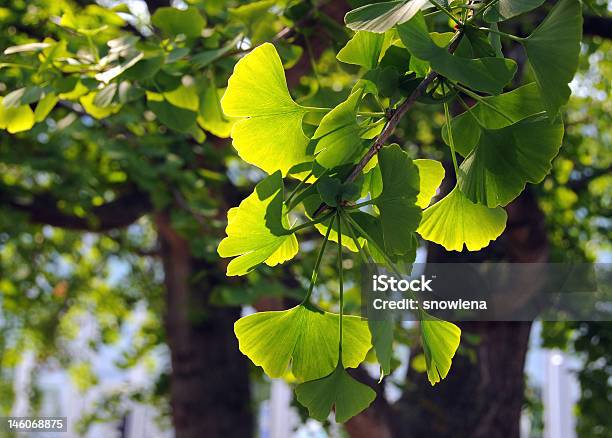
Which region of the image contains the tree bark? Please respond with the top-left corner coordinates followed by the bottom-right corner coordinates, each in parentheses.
top-left (156, 212), bottom-right (253, 438)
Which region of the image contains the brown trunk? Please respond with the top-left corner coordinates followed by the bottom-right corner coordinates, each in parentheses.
top-left (156, 212), bottom-right (253, 438)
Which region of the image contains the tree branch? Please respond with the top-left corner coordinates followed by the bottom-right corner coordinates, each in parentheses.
top-left (313, 31), bottom-right (464, 216)
top-left (1, 185), bottom-right (152, 231)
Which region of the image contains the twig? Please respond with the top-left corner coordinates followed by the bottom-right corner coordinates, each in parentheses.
top-left (313, 30), bottom-right (465, 216)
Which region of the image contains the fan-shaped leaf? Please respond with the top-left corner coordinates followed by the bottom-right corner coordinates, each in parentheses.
top-left (295, 364), bottom-right (376, 422)
top-left (218, 171), bottom-right (298, 276)
top-left (458, 115), bottom-right (564, 207)
top-left (442, 83), bottom-right (545, 156)
top-left (345, 0), bottom-right (428, 33)
top-left (221, 43), bottom-right (312, 175)
top-left (234, 304), bottom-right (371, 380)
top-left (417, 187), bottom-right (507, 251)
top-left (337, 31), bottom-right (385, 69)
top-left (374, 145), bottom-right (421, 256)
top-left (313, 90), bottom-right (365, 169)
top-left (0, 98), bottom-right (34, 133)
top-left (421, 318), bottom-right (461, 385)
top-left (151, 7), bottom-right (205, 38)
top-left (523, 0), bottom-right (582, 116)
top-left (397, 13), bottom-right (517, 95)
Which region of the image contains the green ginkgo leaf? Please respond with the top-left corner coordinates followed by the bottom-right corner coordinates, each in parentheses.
top-left (218, 171), bottom-right (298, 276)
top-left (34, 92), bottom-right (58, 122)
top-left (146, 92), bottom-right (197, 133)
top-left (417, 187), bottom-right (507, 252)
top-left (522, 0), bottom-right (582, 116)
top-left (337, 31), bottom-right (385, 69)
top-left (345, 0), bottom-right (429, 33)
top-left (0, 97), bottom-right (34, 133)
top-left (374, 145), bottom-right (421, 256)
top-left (80, 92), bottom-right (122, 120)
top-left (221, 43), bottom-right (313, 176)
top-left (397, 13), bottom-right (517, 95)
top-left (458, 115), bottom-right (564, 207)
top-left (313, 90), bottom-right (365, 169)
top-left (234, 303), bottom-right (371, 380)
top-left (421, 318), bottom-right (461, 385)
top-left (442, 83), bottom-right (545, 156)
top-left (151, 7), bottom-right (205, 38)
top-left (369, 318), bottom-right (394, 377)
top-left (295, 364), bottom-right (376, 422)
top-left (484, 0), bottom-right (545, 22)
top-left (414, 159), bottom-right (445, 208)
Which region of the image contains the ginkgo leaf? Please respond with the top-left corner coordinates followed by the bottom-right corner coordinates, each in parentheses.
top-left (295, 364), bottom-right (376, 422)
top-left (151, 7), bottom-right (205, 38)
top-left (80, 92), bottom-right (122, 119)
top-left (337, 31), bottom-right (385, 69)
top-left (417, 187), bottom-right (507, 252)
top-left (522, 0), bottom-right (582, 116)
top-left (369, 318), bottom-right (394, 377)
top-left (345, 0), bottom-right (429, 33)
top-left (197, 85), bottom-right (236, 138)
top-left (234, 303), bottom-right (371, 380)
top-left (397, 13), bottom-right (517, 95)
top-left (146, 92), bottom-right (197, 132)
top-left (218, 171), bottom-right (298, 276)
top-left (0, 97), bottom-right (35, 133)
top-left (484, 0), bottom-right (545, 22)
top-left (34, 93), bottom-right (58, 122)
top-left (374, 145), bottom-right (421, 256)
top-left (414, 159), bottom-right (445, 208)
top-left (221, 43), bottom-right (313, 176)
top-left (313, 90), bottom-right (365, 169)
top-left (164, 84), bottom-right (199, 111)
top-left (458, 115), bottom-right (564, 207)
top-left (421, 318), bottom-right (461, 385)
top-left (443, 83), bottom-right (545, 156)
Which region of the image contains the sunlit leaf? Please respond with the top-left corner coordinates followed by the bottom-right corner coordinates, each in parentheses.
top-left (80, 92), bottom-right (121, 120)
top-left (313, 90), bottom-right (365, 169)
top-left (414, 159), bottom-right (445, 208)
top-left (197, 86), bottom-right (236, 138)
top-left (295, 364), bottom-right (376, 422)
top-left (345, 0), bottom-right (429, 33)
top-left (34, 93), bottom-right (58, 122)
top-left (221, 43), bottom-right (313, 176)
top-left (234, 303), bottom-right (371, 380)
top-left (218, 171), bottom-right (298, 276)
top-left (0, 97), bottom-right (34, 133)
top-left (421, 318), bottom-right (461, 385)
top-left (417, 187), bottom-right (507, 251)
top-left (337, 31), bottom-right (385, 69)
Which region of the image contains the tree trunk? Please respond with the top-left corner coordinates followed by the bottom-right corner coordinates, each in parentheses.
top-left (156, 212), bottom-right (254, 438)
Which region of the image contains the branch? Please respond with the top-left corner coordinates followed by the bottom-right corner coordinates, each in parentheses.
top-left (313, 30), bottom-right (464, 216)
top-left (1, 185), bottom-right (152, 231)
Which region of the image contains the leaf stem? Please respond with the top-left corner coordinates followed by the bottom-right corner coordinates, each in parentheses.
top-left (290, 210), bottom-right (335, 233)
top-left (456, 94), bottom-right (486, 129)
top-left (451, 82), bottom-right (514, 123)
top-left (345, 199), bottom-right (375, 210)
top-left (477, 26), bottom-right (525, 42)
top-left (337, 210), bottom-right (344, 359)
top-left (343, 212), bottom-right (370, 264)
top-left (286, 171), bottom-right (312, 206)
top-left (303, 213), bottom-right (335, 303)
top-left (430, 0), bottom-right (463, 26)
top-left (443, 99), bottom-right (460, 177)
top-left (470, 0), bottom-right (501, 21)
top-left (358, 111), bottom-right (385, 117)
